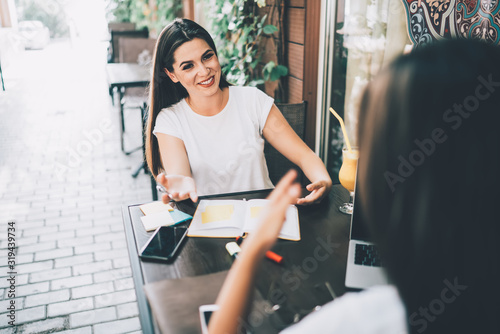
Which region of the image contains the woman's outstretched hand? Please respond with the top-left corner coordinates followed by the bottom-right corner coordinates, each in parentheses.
top-left (296, 179), bottom-right (332, 205)
top-left (244, 170), bottom-right (302, 254)
top-left (156, 173), bottom-right (198, 203)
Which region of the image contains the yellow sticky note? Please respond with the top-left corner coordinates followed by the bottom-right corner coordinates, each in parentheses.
top-left (201, 205), bottom-right (234, 224)
top-left (250, 206), bottom-right (263, 218)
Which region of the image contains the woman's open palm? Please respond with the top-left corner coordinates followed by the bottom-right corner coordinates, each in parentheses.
top-left (157, 173), bottom-right (198, 203)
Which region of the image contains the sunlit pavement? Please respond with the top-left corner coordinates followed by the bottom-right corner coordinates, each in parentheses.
top-left (0, 38), bottom-right (152, 333)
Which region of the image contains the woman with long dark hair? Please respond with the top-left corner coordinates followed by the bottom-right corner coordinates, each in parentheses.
top-left (208, 39), bottom-right (500, 333)
top-left (145, 18), bottom-right (331, 203)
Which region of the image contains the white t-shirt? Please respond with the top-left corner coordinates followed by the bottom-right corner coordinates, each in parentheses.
top-left (281, 285), bottom-right (408, 334)
top-left (153, 86), bottom-right (275, 196)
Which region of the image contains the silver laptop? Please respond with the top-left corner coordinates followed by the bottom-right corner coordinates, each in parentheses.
top-left (345, 178), bottom-right (388, 289)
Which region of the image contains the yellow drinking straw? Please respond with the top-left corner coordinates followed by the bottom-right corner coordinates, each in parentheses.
top-left (329, 107), bottom-right (353, 154)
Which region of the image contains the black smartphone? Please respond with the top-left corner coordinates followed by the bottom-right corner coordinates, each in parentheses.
top-left (139, 226), bottom-right (188, 262)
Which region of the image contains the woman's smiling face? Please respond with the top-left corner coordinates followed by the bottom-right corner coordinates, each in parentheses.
top-left (165, 38), bottom-right (222, 100)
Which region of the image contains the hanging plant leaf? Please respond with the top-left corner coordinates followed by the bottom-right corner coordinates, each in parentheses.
top-left (263, 24), bottom-right (278, 35)
top-left (276, 65), bottom-right (288, 76)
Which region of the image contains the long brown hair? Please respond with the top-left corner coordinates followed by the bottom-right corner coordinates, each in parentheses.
top-left (145, 18), bottom-right (230, 177)
top-left (357, 39), bottom-right (500, 334)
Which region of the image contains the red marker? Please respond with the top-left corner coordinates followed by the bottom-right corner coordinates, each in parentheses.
top-left (236, 236), bottom-right (283, 264)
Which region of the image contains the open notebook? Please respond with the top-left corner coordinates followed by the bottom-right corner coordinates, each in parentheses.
top-left (187, 199), bottom-right (300, 241)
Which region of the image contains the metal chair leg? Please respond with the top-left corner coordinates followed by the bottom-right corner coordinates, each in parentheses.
top-left (0, 61), bottom-right (5, 91)
top-left (151, 173), bottom-right (158, 201)
top-left (131, 102), bottom-right (148, 177)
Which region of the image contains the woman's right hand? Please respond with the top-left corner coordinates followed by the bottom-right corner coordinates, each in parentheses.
top-left (242, 170), bottom-right (301, 255)
top-left (156, 173), bottom-right (198, 203)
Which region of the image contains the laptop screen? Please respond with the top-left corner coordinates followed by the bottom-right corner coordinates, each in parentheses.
top-left (350, 174), bottom-right (372, 242)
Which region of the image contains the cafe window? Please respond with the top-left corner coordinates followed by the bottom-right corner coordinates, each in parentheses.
top-left (317, 0), bottom-right (410, 181)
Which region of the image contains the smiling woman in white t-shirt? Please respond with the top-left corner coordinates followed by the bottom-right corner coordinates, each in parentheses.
top-left (145, 18), bottom-right (331, 204)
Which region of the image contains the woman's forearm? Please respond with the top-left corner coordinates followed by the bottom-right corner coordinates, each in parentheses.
top-left (208, 243), bottom-right (264, 334)
top-left (299, 151), bottom-right (332, 185)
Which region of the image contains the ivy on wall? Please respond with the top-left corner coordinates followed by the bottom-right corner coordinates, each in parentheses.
top-left (205, 0), bottom-right (288, 99)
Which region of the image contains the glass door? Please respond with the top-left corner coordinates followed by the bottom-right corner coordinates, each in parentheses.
top-left (318, 0), bottom-right (411, 182)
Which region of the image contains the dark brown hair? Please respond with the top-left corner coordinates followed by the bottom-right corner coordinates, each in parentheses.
top-left (145, 18), bottom-right (230, 177)
top-left (358, 39), bottom-right (500, 334)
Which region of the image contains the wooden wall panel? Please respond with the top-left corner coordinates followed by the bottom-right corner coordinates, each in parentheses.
top-left (286, 8), bottom-right (305, 45)
top-left (287, 42), bottom-right (304, 80)
top-left (287, 0), bottom-right (305, 8)
top-left (288, 77), bottom-right (303, 104)
top-left (302, 0), bottom-right (321, 149)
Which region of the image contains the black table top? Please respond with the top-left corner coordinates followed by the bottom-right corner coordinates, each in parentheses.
top-left (122, 185), bottom-right (352, 333)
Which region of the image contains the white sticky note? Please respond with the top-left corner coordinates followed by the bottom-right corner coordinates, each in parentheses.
top-left (140, 211), bottom-right (175, 232)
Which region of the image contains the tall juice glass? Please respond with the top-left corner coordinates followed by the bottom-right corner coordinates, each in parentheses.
top-left (338, 147), bottom-right (359, 214)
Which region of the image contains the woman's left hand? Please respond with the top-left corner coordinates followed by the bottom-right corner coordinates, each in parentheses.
top-left (296, 180), bottom-right (332, 205)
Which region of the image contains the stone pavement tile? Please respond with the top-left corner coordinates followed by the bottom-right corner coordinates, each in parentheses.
top-left (93, 317), bottom-right (141, 334)
top-left (113, 257), bottom-right (131, 269)
top-left (76, 225), bottom-right (111, 238)
top-left (47, 297), bottom-right (94, 317)
top-left (71, 281), bottom-right (115, 299)
top-left (30, 267), bottom-right (72, 283)
top-left (94, 289), bottom-right (137, 308)
top-left (24, 289), bottom-right (71, 308)
top-left (54, 254), bottom-right (94, 269)
top-left (116, 302), bottom-right (139, 319)
top-left (69, 306), bottom-right (117, 328)
top-left (51, 274), bottom-right (93, 290)
top-left (1, 236), bottom-right (37, 249)
top-left (0, 253), bottom-right (33, 265)
top-left (21, 225), bottom-right (58, 238)
top-left (16, 317), bottom-right (67, 334)
top-left (0, 274), bottom-right (28, 288)
top-left (72, 260), bottom-right (113, 276)
top-left (0, 326), bottom-right (16, 334)
top-left (57, 235), bottom-right (94, 249)
top-left (0, 297), bottom-right (24, 311)
top-left (114, 277), bottom-right (134, 291)
top-left (94, 248), bottom-right (128, 262)
top-left (59, 220), bottom-right (93, 231)
top-left (57, 327), bottom-right (93, 334)
top-left (16, 260), bottom-right (53, 274)
top-left (93, 267), bottom-right (131, 284)
top-left (17, 282), bottom-right (50, 297)
top-left (12, 305), bottom-right (46, 325)
top-left (17, 241), bottom-right (55, 254)
top-left (39, 230), bottom-right (76, 242)
top-left (74, 240), bottom-right (111, 255)
top-left (34, 247), bottom-right (74, 261)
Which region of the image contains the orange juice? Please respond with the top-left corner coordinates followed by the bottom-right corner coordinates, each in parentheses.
top-left (338, 149), bottom-right (359, 193)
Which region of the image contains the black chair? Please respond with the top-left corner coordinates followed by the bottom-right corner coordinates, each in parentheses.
top-left (117, 37), bottom-right (155, 155)
top-left (108, 28), bottom-right (149, 63)
top-left (264, 101), bottom-right (308, 185)
top-left (132, 103), bottom-right (158, 200)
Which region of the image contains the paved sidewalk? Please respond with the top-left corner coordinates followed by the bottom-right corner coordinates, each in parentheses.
top-left (0, 38), bottom-right (153, 333)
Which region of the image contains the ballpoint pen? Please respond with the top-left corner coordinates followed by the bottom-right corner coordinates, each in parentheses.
top-left (156, 184), bottom-right (173, 199)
